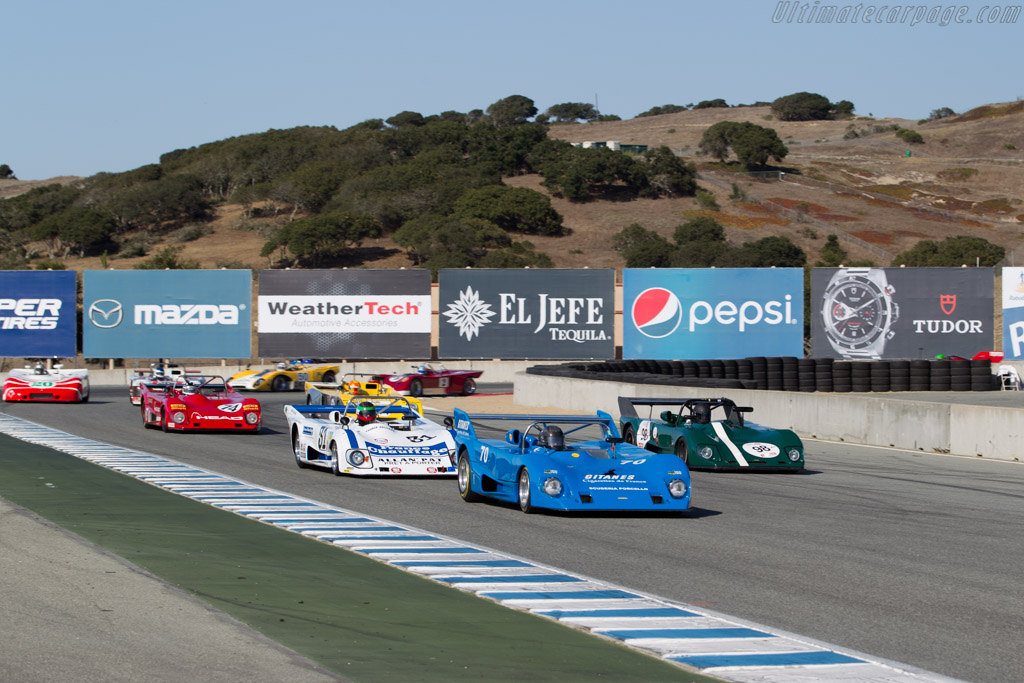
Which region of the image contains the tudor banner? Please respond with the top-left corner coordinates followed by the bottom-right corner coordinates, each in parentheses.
top-left (439, 269), bottom-right (614, 359)
top-left (1001, 267), bottom-right (1024, 359)
top-left (0, 270), bottom-right (77, 357)
top-left (257, 269), bottom-right (430, 358)
top-left (811, 267), bottom-right (994, 359)
top-left (83, 270), bottom-right (252, 358)
top-left (623, 268), bottom-right (804, 359)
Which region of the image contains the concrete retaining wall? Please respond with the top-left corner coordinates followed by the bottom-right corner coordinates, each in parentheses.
top-left (513, 372), bottom-right (1022, 463)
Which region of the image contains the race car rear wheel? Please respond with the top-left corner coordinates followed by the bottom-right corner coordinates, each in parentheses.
top-left (293, 428), bottom-right (309, 469)
top-left (409, 379), bottom-right (423, 397)
top-left (330, 442), bottom-right (343, 476)
top-left (517, 468), bottom-right (535, 514)
top-left (462, 378), bottom-right (477, 396)
top-left (322, 371), bottom-right (336, 384)
top-left (271, 375), bottom-right (288, 392)
top-left (674, 438), bottom-right (689, 463)
top-left (623, 424), bottom-right (636, 445)
top-left (458, 452), bottom-right (482, 502)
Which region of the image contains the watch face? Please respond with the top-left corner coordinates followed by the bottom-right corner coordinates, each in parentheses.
top-left (821, 276), bottom-right (892, 350)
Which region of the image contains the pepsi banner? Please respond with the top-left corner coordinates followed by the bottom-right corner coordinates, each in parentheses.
top-left (83, 270), bottom-right (252, 358)
top-left (257, 270), bottom-right (430, 358)
top-left (1002, 268), bottom-right (1024, 359)
top-left (0, 270), bottom-right (77, 357)
top-left (624, 268), bottom-right (804, 359)
top-left (811, 267), bottom-right (994, 359)
top-left (439, 269), bottom-right (614, 359)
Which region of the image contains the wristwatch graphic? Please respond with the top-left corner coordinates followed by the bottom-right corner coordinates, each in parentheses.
top-left (821, 268), bottom-right (899, 359)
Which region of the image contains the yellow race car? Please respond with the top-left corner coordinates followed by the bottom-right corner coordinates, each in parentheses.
top-left (304, 373), bottom-right (423, 414)
top-left (230, 360), bottom-right (340, 392)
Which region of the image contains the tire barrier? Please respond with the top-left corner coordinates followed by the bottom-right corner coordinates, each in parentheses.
top-left (525, 357), bottom-right (997, 393)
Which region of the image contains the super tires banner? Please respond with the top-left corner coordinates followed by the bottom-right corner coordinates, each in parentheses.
top-left (83, 270), bottom-right (252, 358)
top-left (623, 268), bottom-right (804, 359)
top-left (257, 270), bottom-right (430, 359)
top-left (0, 270), bottom-right (77, 357)
top-left (439, 269), bottom-right (614, 359)
top-left (811, 267), bottom-right (994, 359)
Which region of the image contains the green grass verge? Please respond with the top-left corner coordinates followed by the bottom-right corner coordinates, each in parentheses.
top-left (0, 434), bottom-right (714, 682)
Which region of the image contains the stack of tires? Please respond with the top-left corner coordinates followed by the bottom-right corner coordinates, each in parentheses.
top-left (526, 356), bottom-right (996, 393)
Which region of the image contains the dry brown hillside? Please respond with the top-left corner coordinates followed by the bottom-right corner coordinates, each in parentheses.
top-left (10, 101), bottom-right (1024, 272)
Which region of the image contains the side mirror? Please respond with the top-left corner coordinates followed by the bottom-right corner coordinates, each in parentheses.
top-left (606, 437), bottom-right (624, 444)
top-left (444, 416), bottom-right (454, 429)
top-left (660, 410), bottom-right (675, 425)
top-left (505, 429), bottom-right (521, 445)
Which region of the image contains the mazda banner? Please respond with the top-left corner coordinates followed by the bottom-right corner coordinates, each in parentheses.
top-left (0, 270), bottom-right (77, 357)
top-left (811, 267), bottom-right (994, 359)
top-left (623, 268), bottom-right (804, 359)
top-left (83, 270), bottom-right (252, 358)
top-left (257, 269), bottom-right (430, 358)
top-left (439, 269), bottom-right (614, 359)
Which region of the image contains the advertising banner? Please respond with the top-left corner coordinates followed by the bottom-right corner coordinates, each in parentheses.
top-left (83, 270), bottom-right (251, 358)
top-left (0, 270), bottom-right (77, 357)
top-left (1002, 267), bottom-right (1024, 359)
top-left (811, 267), bottom-right (994, 359)
top-left (623, 268), bottom-right (804, 359)
top-left (257, 270), bottom-right (430, 358)
top-left (439, 269), bottom-right (614, 359)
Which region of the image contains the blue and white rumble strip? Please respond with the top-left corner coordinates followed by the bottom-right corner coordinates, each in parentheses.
top-left (0, 413), bottom-right (957, 683)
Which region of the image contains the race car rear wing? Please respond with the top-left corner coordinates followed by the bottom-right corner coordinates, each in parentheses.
top-left (451, 408), bottom-right (619, 441)
top-left (617, 396), bottom-right (752, 423)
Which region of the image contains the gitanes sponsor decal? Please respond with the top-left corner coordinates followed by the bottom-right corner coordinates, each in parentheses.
top-left (583, 472), bottom-right (637, 481)
top-left (444, 287), bottom-right (608, 343)
top-left (366, 443), bottom-right (448, 455)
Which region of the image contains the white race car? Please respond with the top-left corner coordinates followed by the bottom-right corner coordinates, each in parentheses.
top-left (3, 361), bottom-right (90, 403)
top-left (284, 396), bottom-right (457, 476)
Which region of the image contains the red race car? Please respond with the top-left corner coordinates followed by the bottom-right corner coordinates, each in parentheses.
top-left (3, 361), bottom-right (90, 403)
top-left (378, 363), bottom-right (482, 397)
top-left (140, 375), bottom-right (261, 433)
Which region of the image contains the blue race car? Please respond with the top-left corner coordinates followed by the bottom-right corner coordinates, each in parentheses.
top-left (450, 408), bottom-right (692, 514)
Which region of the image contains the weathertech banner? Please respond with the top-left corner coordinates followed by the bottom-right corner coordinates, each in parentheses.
top-left (439, 269), bottom-right (614, 359)
top-left (257, 270), bottom-right (430, 358)
top-left (83, 270), bottom-right (252, 359)
top-left (0, 270), bottom-right (77, 357)
top-left (811, 267), bottom-right (994, 359)
top-left (623, 268), bottom-right (804, 359)
top-left (1001, 267), bottom-right (1024, 359)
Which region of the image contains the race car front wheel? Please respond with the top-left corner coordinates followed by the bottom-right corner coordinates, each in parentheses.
top-left (517, 468), bottom-right (535, 514)
top-left (462, 378), bottom-right (477, 396)
top-left (330, 442), bottom-right (343, 476)
top-left (458, 453), bottom-right (482, 502)
top-left (675, 439), bottom-right (689, 463)
top-left (409, 379), bottom-right (423, 397)
top-left (623, 424), bottom-right (636, 445)
top-left (293, 429), bottom-right (309, 469)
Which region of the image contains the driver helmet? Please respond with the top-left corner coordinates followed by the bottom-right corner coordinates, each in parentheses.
top-left (539, 425), bottom-right (565, 450)
top-left (34, 361), bottom-right (46, 375)
top-left (277, 362), bottom-right (287, 370)
top-left (692, 403), bottom-right (711, 424)
top-left (152, 365), bottom-right (165, 378)
top-left (181, 383), bottom-right (197, 395)
top-left (418, 365), bottom-right (428, 374)
top-left (356, 401), bottom-right (377, 424)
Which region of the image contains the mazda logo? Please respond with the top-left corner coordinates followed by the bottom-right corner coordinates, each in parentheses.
top-left (88, 299), bottom-right (123, 328)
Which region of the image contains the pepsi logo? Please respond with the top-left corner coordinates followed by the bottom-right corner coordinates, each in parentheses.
top-left (631, 288), bottom-right (683, 338)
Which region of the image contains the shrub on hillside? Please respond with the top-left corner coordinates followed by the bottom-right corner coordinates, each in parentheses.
top-left (896, 128), bottom-right (924, 144)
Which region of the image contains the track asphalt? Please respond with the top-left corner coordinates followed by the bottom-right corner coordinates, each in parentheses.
top-left (0, 431), bottom-right (714, 683)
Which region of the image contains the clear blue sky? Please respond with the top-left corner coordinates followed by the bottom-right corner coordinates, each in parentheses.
top-left (4, 0), bottom-right (1021, 179)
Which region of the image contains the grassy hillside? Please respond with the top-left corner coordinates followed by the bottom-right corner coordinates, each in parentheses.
top-left (5, 101), bottom-right (1023, 273)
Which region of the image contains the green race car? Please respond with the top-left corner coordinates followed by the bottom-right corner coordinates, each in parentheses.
top-left (618, 396), bottom-right (804, 471)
